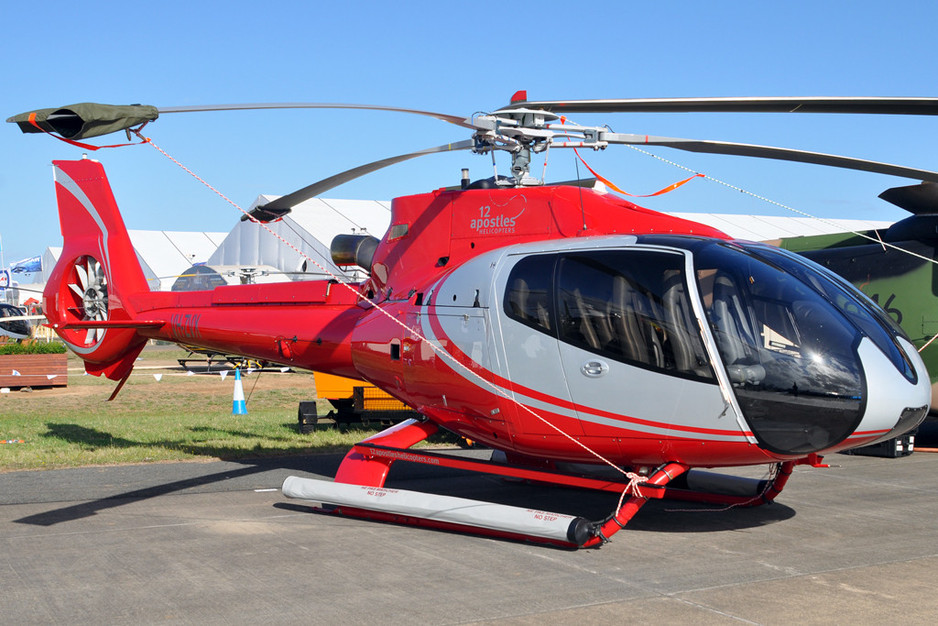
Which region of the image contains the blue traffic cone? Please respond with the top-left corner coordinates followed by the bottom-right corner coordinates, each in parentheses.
top-left (232, 368), bottom-right (247, 415)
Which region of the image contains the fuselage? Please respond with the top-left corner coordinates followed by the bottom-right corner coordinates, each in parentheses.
top-left (44, 162), bottom-right (931, 469)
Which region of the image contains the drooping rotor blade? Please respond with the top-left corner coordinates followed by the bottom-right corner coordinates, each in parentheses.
top-left (158, 103), bottom-right (477, 130)
top-left (244, 139), bottom-right (476, 222)
top-left (879, 182), bottom-right (938, 214)
top-left (7, 103), bottom-right (159, 140)
top-left (8, 102), bottom-right (478, 141)
top-left (601, 132), bottom-right (938, 182)
top-left (506, 96), bottom-right (938, 116)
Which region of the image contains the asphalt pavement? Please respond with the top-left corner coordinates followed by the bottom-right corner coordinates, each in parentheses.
top-left (2, 446), bottom-right (938, 624)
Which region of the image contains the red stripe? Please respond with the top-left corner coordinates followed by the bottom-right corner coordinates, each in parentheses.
top-left (847, 429), bottom-right (892, 438)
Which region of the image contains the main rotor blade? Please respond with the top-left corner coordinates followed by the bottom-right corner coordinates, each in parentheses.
top-left (8, 102), bottom-right (478, 140)
top-left (602, 132), bottom-right (938, 182)
top-left (246, 139), bottom-right (475, 221)
top-left (508, 96), bottom-right (938, 116)
top-left (157, 102), bottom-right (477, 129)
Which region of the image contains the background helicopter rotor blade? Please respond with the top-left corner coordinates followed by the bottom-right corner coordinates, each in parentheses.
top-left (879, 182), bottom-right (938, 215)
top-left (245, 139), bottom-right (476, 222)
top-left (601, 132), bottom-right (938, 182)
top-left (506, 96), bottom-right (938, 116)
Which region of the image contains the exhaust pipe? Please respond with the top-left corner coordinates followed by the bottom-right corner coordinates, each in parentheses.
top-left (330, 234), bottom-right (379, 271)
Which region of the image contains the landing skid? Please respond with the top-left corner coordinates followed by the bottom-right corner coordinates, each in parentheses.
top-left (282, 419), bottom-right (798, 548)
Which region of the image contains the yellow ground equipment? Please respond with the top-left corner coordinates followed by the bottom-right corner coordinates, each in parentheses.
top-left (299, 372), bottom-right (419, 432)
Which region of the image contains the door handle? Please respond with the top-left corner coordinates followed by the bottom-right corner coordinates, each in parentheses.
top-left (581, 360), bottom-right (609, 378)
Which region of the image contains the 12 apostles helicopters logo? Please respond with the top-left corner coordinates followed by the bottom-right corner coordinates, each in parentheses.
top-left (468, 204), bottom-right (525, 235)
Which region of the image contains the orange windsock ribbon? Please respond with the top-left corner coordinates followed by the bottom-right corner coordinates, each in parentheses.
top-left (574, 148), bottom-right (703, 197)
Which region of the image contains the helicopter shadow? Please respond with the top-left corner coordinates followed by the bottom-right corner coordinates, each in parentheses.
top-left (624, 498), bottom-right (796, 533)
top-left (12, 423), bottom-right (346, 527)
top-left (16, 423), bottom-right (794, 535)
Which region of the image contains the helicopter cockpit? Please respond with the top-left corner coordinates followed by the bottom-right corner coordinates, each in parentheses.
top-left (499, 236), bottom-right (928, 457)
top-left (0, 303), bottom-right (31, 340)
top-left (685, 237), bottom-right (905, 454)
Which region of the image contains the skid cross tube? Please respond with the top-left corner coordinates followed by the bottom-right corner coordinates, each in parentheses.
top-left (333, 419), bottom-right (664, 493)
top-left (350, 443), bottom-right (666, 495)
top-left (583, 462), bottom-right (688, 548)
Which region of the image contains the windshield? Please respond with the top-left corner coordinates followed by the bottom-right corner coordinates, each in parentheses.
top-left (741, 242), bottom-right (916, 384)
top-left (693, 241), bottom-right (866, 454)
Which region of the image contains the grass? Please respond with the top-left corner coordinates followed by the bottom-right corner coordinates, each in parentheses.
top-left (0, 340), bottom-right (67, 354)
top-left (0, 344), bottom-right (386, 472)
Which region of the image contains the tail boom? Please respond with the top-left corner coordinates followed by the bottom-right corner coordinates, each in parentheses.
top-left (127, 284), bottom-right (364, 378)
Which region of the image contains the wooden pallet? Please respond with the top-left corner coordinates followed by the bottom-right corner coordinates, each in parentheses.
top-left (0, 354), bottom-right (68, 389)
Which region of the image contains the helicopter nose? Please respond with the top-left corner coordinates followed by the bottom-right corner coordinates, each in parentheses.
top-left (847, 336), bottom-right (930, 448)
top-left (730, 334), bottom-right (929, 457)
top-left (691, 239), bottom-right (931, 457)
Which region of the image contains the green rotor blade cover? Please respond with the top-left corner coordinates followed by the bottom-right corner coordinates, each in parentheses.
top-left (7, 103), bottom-right (158, 139)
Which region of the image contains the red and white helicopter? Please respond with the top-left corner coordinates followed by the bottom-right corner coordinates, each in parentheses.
top-left (10, 94), bottom-right (938, 548)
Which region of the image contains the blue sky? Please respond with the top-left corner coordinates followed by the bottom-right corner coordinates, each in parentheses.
top-left (2, 0), bottom-right (937, 266)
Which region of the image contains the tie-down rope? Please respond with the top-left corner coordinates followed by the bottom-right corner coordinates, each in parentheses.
top-left (135, 131), bottom-right (650, 507)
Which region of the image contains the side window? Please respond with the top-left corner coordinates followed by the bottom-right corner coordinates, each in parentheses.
top-left (504, 255), bottom-right (555, 333)
top-left (556, 251), bottom-right (714, 381)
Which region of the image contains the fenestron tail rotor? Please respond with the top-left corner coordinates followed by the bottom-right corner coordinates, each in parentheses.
top-left (67, 255), bottom-right (109, 346)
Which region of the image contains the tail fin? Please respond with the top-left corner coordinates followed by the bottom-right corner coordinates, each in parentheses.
top-left (43, 158), bottom-right (151, 381)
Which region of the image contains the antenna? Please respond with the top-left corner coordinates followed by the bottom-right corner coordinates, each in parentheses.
top-left (574, 156), bottom-right (586, 231)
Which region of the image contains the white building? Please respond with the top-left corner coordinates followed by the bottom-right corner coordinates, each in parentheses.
top-left (171, 196), bottom-right (392, 290)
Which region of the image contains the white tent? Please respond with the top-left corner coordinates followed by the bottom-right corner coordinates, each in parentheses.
top-left (666, 212), bottom-right (892, 241)
top-left (575, 180), bottom-right (895, 240)
top-left (128, 230), bottom-right (227, 290)
top-left (40, 230), bottom-right (227, 291)
top-left (205, 195), bottom-right (392, 281)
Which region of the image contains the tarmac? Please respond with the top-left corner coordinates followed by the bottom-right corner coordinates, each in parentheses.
top-left (2, 444), bottom-right (938, 625)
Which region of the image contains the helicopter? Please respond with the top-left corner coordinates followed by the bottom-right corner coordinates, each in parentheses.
top-left (0, 303), bottom-right (32, 340)
top-left (8, 94), bottom-right (938, 548)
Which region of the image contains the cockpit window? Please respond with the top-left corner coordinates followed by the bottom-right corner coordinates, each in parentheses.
top-left (742, 243), bottom-right (916, 384)
top-left (694, 242), bottom-right (865, 454)
top-left (504, 255), bottom-right (554, 333)
top-left (557, 251), bottom-right (714, 380)
top-left (504, 250), bottom-right (714, 381)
